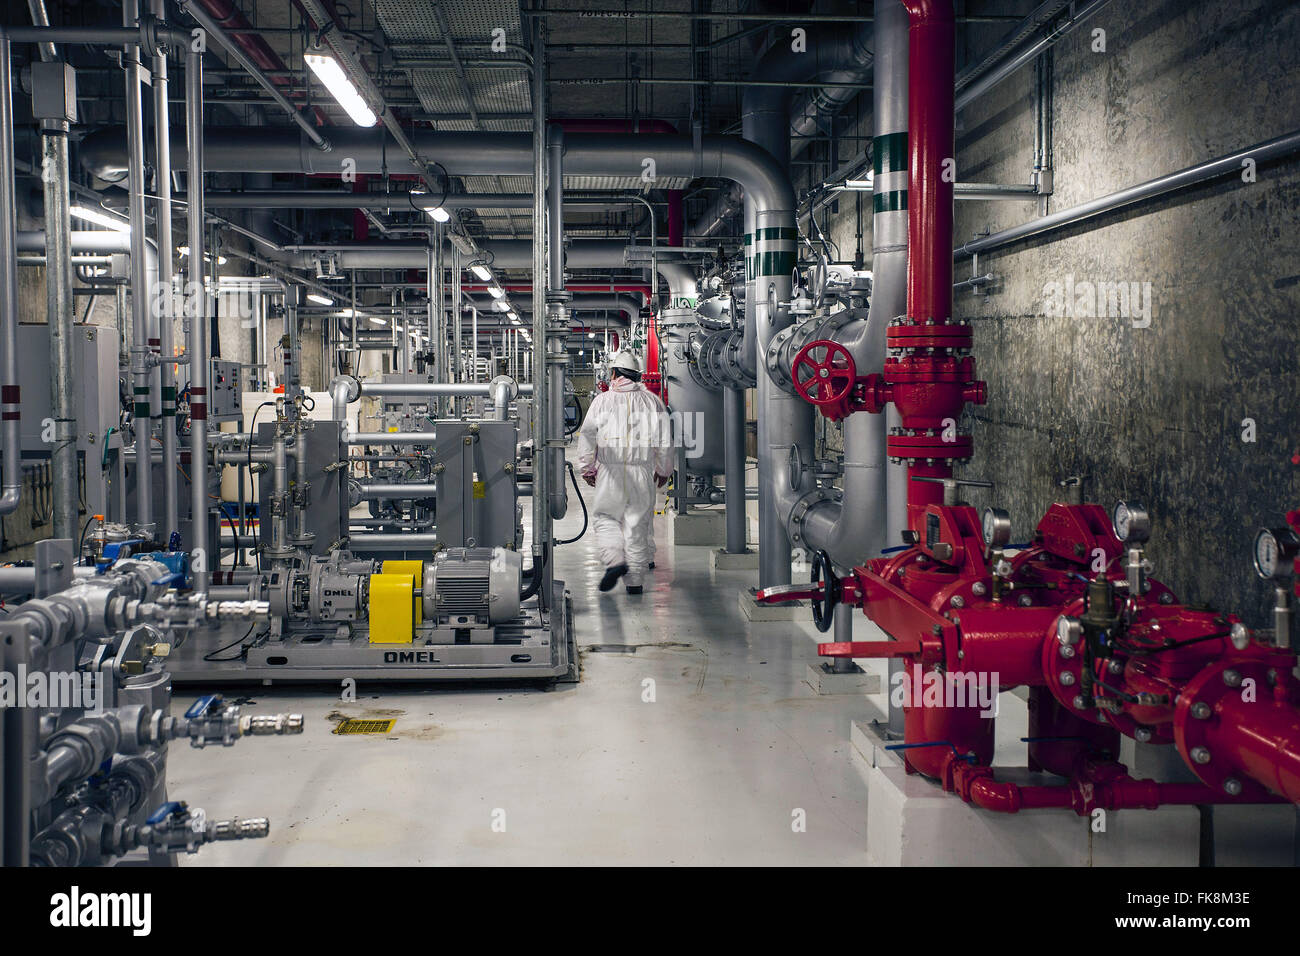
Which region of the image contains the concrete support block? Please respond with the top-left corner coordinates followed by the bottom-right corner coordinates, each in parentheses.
top-left (804, 661), bottom-right (880, 695)
top-left (667, 509), bottom-right (726, 546)
top-left (710, 547), bottom-right (758, 570)
top-left (851, 722), bottom-right (1202, 866)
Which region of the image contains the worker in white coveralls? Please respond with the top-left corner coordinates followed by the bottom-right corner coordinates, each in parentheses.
top-left (576, 350), bottom-right (674, 594)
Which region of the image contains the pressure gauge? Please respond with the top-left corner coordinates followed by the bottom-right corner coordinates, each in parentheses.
top-left (982, 507), bottom-right (1011, 550)
top-left (1111, 500), bottom-right (1151, 544)
top-left (1252, 527), bottom-right (1300, 580)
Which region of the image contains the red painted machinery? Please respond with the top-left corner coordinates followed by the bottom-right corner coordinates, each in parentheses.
top-left (763, 0), bottom-right (1300, 815)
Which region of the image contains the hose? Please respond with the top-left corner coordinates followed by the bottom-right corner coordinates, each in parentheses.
top-left (519, 541), bottom-right (549, 602)
top-left (555, 461), bottom-right (589, 545)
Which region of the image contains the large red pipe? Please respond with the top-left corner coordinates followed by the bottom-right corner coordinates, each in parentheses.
top-left (902, 0), bottom-right (955, 324)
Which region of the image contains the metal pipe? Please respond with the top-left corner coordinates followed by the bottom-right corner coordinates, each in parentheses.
top-left (954, 0), bottom-right (1111, 112)
top-left (178, 0), bottom-right (330, 152)
top-left (124, 3), bottom-right (155, 536)
top-left (360, 381), bottom-right (532, 398)
top-left (345, 431), bottom-right (437, 445)
top-left (152, 0), bottom-right (179, 539)
top-left (24, 0), bottom-right (56, 61)
top-left (355, 483), bottom-right (438, 499)
top-left (41, 114), bottom-right (77, 542)
top-left (0, 35), bottom-right (21, 515)
top-left (186, 48), bottom-right (210, 592)
top-left (958, 126), bottom-right (1300, 258)
top-left (531, 16), bottom-right (548, 579)
top-left (346, 532), bottom-right (439, 551)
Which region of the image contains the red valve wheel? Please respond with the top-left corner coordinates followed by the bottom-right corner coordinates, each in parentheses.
top-left (791, 339), bottom-right (858, 414)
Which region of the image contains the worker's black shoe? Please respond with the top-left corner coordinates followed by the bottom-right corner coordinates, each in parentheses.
top-left (626, 584), bottom-right (644, 595)
top-left (598, 563), bottom-right (628, 592)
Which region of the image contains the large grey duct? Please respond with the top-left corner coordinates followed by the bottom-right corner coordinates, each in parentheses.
top-left (788, 24), bottom-right (874, 157)
top-left (740, 28), bottom-right (878, 587)
top-left (794, 0), bottom-right (908, 570)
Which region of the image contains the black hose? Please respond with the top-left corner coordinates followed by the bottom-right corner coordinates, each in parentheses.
top-left (520, 541), bottom-right (549, 602)
top-left (554, 462), bottom-right (589, 546)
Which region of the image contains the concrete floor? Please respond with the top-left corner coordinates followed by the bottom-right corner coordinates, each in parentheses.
top-left (169, 497), bottom-right (886, 866)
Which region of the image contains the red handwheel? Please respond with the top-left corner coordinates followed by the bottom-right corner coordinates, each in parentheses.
top-left (792, 339), bottom-right (857, 418)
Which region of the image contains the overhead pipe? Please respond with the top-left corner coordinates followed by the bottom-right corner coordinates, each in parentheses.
top-left (954, 0), bottom-right (1112, 112)
top-left (179, 0), bottom-right (330, 152)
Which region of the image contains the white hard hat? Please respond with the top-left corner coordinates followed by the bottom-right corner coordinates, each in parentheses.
top-left (607, 349), bottom-right (644, 375)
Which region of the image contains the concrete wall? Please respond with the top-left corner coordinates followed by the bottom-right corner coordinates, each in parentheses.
top-left (814, 0), bottom-right (1300, 628)
top-left (952, 0), bottom-right (1300, 628)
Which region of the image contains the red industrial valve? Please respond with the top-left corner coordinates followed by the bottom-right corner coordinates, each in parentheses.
top-left (790, 340), bottom-right (857, 421)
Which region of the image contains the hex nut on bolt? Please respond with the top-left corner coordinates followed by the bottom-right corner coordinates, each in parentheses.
top-left (1223, 778), bottom-right (1243, 796)
top-left (1222, 669), bottom-right (1242, 688)
top-left (1190, 701), bottom-right (1212, 720)
top-left (1191, 746), bottom-right (1212, 764)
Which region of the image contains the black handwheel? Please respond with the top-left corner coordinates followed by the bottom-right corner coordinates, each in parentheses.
top-left (810, 548), bottom-right (839, 633)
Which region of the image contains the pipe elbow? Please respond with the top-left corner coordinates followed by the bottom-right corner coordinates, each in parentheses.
top-left (0, 484), bottom-right (20, 516)
top-left (902, 0), bottom-right (956, 24)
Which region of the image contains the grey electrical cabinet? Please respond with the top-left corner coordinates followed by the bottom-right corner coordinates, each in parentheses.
top-left (434, 419), bottom-right (518, 550)
top-left (17, 323), bottom-right (120, 452)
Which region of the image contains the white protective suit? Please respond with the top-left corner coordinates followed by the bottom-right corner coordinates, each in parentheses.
top-left (575, 378), bottom-right (675, 587)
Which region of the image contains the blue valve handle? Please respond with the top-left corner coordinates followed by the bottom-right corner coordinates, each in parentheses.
top-left (184, 694), bottom-right (222, 720)
top-left (146, 801), bottom-right (187, 825)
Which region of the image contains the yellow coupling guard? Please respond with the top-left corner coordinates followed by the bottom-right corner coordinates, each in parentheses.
top-left (368, 571), bottom-right (417, 644)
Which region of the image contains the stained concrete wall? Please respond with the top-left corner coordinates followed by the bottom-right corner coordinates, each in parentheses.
top-left (815, 0), bottom-right (1300, 628)
top-left (950, 0), bottom-right (1300, 628)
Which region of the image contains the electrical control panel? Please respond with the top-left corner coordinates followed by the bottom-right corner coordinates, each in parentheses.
top-left (209, 358), bottom-right (243, 422)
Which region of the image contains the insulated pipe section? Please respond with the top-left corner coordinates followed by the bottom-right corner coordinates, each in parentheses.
top-left (124, 5), bottom-right (154, 535)
top-left (795, 0), bottom-right (909, 572)
top-left (0, 35), bottom-right (22, 514)
top-left (347, 533), bottom-right (439, 551)
top-left (186, 49), bottom-right (210, 592)
top-left (151, 0), bottom-right (179, 539)
top-left (41, 112), bottom-right (77, 541)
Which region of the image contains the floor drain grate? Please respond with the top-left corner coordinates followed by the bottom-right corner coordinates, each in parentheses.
top-left (333, 718), bottom-right (397, 735)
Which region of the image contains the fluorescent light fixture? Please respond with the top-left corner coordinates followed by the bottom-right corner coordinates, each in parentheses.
top-left (470, 265), bottom-right (492, 282)
top-left (176, 246), bottom-right (227, 265)
top-left (304, 50), bottom-right (378, 128)
top-left (841, 174), bottom-right (874, 191)
top-left (487, 284), bottom-right (505, 299)
top-left (368, 316), bottom-right (387, 326)
top-left (307, 293), bottom-right (334, 306)
top-left (426, 205), bottom-right (451, 223)
top-left (492, 299), bottom-right (509, 312)
top-left (507, 311), bottom-right (519, 323)
top-left (70, 204), bottom-right (130, 233)
top-left (588, 332), bottom-right (595, 339)
top-left (578, 350), bottom-right (584, 357)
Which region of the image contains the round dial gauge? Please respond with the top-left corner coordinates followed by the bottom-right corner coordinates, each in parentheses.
top-left (982, 507), bottom-right (1011, 549)
top-left (1253, 527), bottom-right (1300, 580)
top-left (1111, 500), bottom-right (1151, 544)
